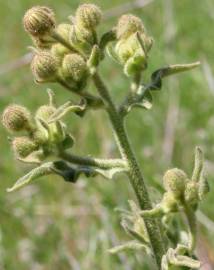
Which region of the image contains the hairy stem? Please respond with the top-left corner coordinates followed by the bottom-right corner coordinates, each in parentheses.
top-left (60, 152), bottom-right (127, 170)
top-left (92, 72), bottom-right (165, 268)
top-left (183, 203), bottom-right (197, 253)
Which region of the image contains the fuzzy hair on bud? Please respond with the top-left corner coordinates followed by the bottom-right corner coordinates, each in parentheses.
top-left (61, 53), bottom-right (88, 82)
top-left (116, 14), bottom-right (144, 40)
top-left (23, 6), bottom-right (56, 37)
top-left (51, 43), bottom-right (70, 62)
top-left (163, 168), bottom-right (188, 198)
top-left (31, 50), bottom-right (58, 82)
top-left (69, 25), bottom-right (95, 55)
top-left (55, 23), bottom-right (71, 43)
top-left (12, 136), bottom-right (38, 158)
top-left (75, 4), bottom-right (102, 29)
top-left (2, 105), bottom-right (32, 133)
top-left (36, 105), bottom-right (56, 121)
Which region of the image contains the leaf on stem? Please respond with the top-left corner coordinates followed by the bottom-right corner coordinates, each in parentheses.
top-left (99, 28), bottom-right (116, 51)
top-left (7, 162), bottom-right (54, 192)
top-left (108, 240), bottom-right (149, 254)
top-left (149, 62), bottom-right (200, 91)
top-left (48, 99), bottom-right (87, 123)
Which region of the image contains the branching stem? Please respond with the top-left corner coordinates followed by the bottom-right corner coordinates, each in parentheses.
top-left (92, 72), bottom-right (165, 269)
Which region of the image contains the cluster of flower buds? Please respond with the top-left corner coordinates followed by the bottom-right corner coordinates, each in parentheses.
top-left (23, 4), bottom-right (102, 91)
top-left (107, 14), bottom-right (153, 77)
top-left (2, 90), bottom-right (74, 163)
top-left (140, 147), bottom-right (209, 220)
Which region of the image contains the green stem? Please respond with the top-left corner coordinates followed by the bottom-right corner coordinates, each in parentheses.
top-left (60, 152), bottom-right (127, 170)
top-left (183, 203), bottom-right (197, 253)
top-left (92, 72), bottom-right (165, 268)
top-left (57, 78), bottom-right (104, 108)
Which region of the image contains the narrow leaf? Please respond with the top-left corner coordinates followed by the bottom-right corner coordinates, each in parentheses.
top-left (48, 99), bottom-right (87, 123)
top-left (7, 162), bottom-right (54, 192)
top-left (93, 167), bottom-right (127, 180)
top-left (150, 62), bottom-right (200, 91)
top-left (108, 240), bottom-right (149, 254)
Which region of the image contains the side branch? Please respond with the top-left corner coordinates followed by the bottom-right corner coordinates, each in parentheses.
top-left (60, 152), bottom-right (127, 170)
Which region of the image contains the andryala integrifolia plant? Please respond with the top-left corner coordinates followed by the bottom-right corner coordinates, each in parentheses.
top-left (2, 3), bottom-right (209, 269)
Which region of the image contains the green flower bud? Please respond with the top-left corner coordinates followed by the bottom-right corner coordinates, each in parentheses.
top-left (184, 181), bottom-right (199, 206)
top-left (31, 50), bottom-right (58, 82)
top-left (51, 43), bottom-right (70, 63)
top-left (12, 136), bottom-right (38, 158)
top-left (23, 6), bottom-right (56, 37)
top-left (36, 105), bottom-right (56, 121)
top-left (75, 4), bottom-right (102, 29)
top-left (61, 53), bottom-right (88, 83)
top-left (116, 14), bottom-right (144, 40)
top-left (2, 105), bottom-right (32, 133)
top-left (161, 192), bottom-right (178, 213)
top-left (112, 32), bottom-right (152, 76)
top-left (33, 128), bottom-right (49, 145)
top-left (55, 23), bottom-right (71, 43)
top-left (163, 168), bottom-right (188, 198)
top-left (69, 25), bottom-right (95, 55)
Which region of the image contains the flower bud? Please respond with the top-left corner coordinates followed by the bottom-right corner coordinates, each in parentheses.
top-left (55, 23), bottom-right (71, 43)
top-left (184, 181), bottom-right (199, 206)
top-left (116, 14), bottom-right (144, 40)
top-left (36, 105), bottom-right (56, 121)
top-left (163, 168), bottom-right (188, 198)
top-left (2, 105), bottom-right (32, 133)
top-left (75, 4), bottom-right (102, 29)
top-left (31, 50), bottom-right (58, 82)
top-left (33, 129), bottom-right (49, 145)
top-left (112, 31), bottom-right (152, 76)
top-left (51, 43), bottom-right (70, 63)
top-left (69, 25), bottom-right (95, 55)
top-left (23, 6), bottom-right (56, 37)
top-left (61, 53), bottom-right (88, 83)
top-left (12, 136), bottom-right (38, 158)
top-left (161, 192), bottom-right (178, 213)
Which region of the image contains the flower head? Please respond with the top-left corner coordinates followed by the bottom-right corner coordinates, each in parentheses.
top-left (31, 50), bottom-right (58, 82)
top-left (23, 6), bottom-right (56, 36)
top-left (12, 136), bottom-right (38, 158)
top-left (61, 53), bottom-right (88, 83)
top-left (116, 14), bottom-right (144, 40)
top-left (163, 168), bottom-right (188, 198)
top-left (75, 4), bottom-right (102, 29)
top-left (2, 105), bottom-right (32, 133)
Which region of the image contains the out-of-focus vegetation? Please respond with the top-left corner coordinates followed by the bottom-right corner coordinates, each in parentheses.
top-left (0, 0), bottom-right (214, 269)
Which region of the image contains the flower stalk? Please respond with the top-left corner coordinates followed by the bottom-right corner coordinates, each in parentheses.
top-left (92, 72), bottom-right (165, 267)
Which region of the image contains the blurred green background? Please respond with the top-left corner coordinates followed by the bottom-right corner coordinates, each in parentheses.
top-left (0, 0), bottom-right (214, 269)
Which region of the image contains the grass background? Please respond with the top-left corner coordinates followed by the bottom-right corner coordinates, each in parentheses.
top-left (0, 0), bottom-right (214, 269)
